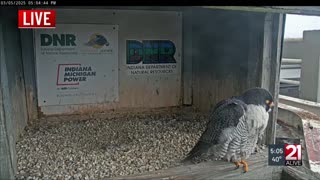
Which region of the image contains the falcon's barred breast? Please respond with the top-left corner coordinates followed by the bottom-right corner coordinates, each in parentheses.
top-left (183, 87), bottom-right (274, 173)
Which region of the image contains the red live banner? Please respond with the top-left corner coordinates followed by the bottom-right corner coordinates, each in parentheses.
top-left (18, 10), bottom-right (56, 29)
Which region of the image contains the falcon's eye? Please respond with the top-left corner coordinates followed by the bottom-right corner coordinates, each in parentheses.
top-left (266, 100), bottom-right (274, 107)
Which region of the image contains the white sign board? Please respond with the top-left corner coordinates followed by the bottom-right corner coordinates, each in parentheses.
top-left (35, 24), bottom-right (119, 106)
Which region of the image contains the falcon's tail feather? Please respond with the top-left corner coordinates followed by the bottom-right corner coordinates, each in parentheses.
top-left (182, 141), bottom-right (211, 164)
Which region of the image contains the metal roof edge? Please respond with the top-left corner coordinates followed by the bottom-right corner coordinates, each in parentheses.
top-left (200, 6), bottom-right (320, 16)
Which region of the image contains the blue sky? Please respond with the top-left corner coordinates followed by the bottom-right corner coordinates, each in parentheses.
top-left (285, 14), bottom-right (320, 39)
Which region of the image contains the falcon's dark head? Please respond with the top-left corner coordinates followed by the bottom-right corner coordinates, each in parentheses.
top-left (239, 87), bottom-right (274, 112)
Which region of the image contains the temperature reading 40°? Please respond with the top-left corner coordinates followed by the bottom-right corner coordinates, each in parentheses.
top-left (272, 156), bottom-right (282, 162)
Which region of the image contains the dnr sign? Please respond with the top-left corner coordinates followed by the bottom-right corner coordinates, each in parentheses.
top-left (127, 40), bottom-right (176, 64)
top-left (40, 34), bottom-right (76, 46)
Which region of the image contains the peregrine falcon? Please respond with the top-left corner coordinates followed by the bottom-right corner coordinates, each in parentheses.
top-left (183, 87), bottom-right (274, 173)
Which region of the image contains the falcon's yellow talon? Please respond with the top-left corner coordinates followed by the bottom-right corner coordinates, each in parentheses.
top-left (234, 161), bottom-right (241, 169)
top-left (240, 160), bottom-right (248, 173)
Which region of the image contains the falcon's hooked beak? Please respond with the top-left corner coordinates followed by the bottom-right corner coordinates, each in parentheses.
top-left (266, 100), bottom-right (274, 111)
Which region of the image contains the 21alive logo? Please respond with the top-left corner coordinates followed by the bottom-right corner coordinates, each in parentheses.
top-left (18, 10), bottom-right (56, 29)
top-left (285, 144), bottom-right (302, 166)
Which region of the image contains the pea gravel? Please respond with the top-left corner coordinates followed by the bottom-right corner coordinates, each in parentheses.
top-left (16, 107), bottom-right (207, 179)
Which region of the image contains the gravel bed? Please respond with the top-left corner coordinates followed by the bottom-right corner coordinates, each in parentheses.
top-left (16, 107), bottom-right (207, 179)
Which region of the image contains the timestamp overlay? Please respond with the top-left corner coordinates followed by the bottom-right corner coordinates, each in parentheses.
top-left (0, 0), bottom-right (56, 6)
top-left (268, 144), bottom-right (285, 166)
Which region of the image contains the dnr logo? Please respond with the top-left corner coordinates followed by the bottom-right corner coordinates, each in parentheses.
top-left (40, 33), bottom-right (110, 49)
top-left (127, 40), bottom-right (176, 64)
top-left (40, 34), bottom-right (76, 46)
top-left (84, 33), bottom-right (110, 49)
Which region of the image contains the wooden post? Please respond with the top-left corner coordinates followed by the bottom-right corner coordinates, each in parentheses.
top-left (20, 29), bottom-right (39, 120)
top-left (0, 82), bottom-right (15, 179)
top-left (182, 8), bottom-right (193, 105)
top-left (0, 23), bottom-right (15, 180)
top-left (261, 13), bottom-right (286, 145)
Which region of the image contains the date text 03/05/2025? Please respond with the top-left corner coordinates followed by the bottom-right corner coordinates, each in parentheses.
top-left (268, 144), bottom-right (302, 166)
top-left (0, 1), bottom-right (56, 6)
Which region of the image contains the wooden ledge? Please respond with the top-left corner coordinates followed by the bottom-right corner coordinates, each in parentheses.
top-left (113, 150), bottom-right (283, 180)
